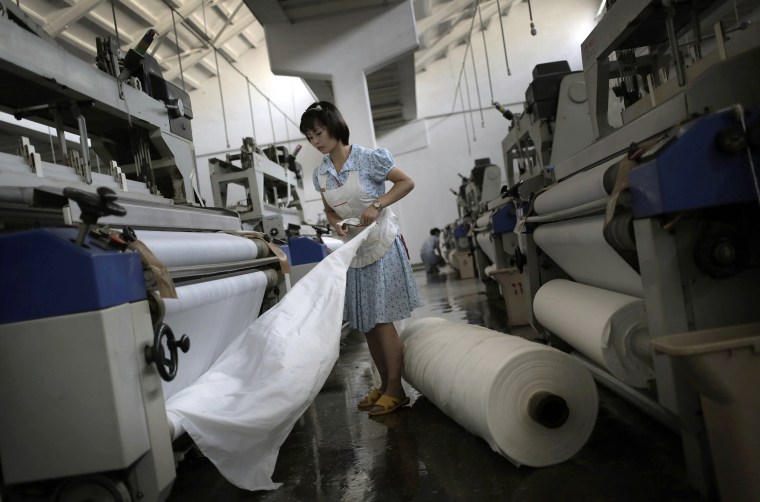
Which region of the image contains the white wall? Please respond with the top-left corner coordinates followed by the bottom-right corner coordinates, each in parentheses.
top-left (385, 0), bottom-right (599, 263)
top-left (188, 0), bottom-right (599, 261)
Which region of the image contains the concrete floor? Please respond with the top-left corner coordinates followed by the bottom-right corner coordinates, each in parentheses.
top-left (168, 270), bottom-right (702, 501)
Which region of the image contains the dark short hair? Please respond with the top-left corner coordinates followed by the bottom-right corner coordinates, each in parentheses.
top-left (299, 101), bottom-right (350, 145)
top-left (430, 228), bottom-right (441, 236)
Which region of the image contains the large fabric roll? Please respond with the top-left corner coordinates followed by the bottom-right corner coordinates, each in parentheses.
top-left (533, 214), bottom-right (642, 297)
top-left (401, 318), bottom-right (598, 467)
top-left (135, 230), bottom-right (266, 268)
top-left (533, 279), bottom-right (653, 388)
top-left (161, 271), bottom-right (269, 399)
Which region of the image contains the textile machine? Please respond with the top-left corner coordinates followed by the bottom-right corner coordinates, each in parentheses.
top-left (443, 158), bottom-right (502, 280)
top-left (499, 0), bottom-right (760, 498)
top-left (0, 2), bottom-right (295, 500)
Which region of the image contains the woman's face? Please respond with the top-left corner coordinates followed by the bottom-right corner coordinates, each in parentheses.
top-left (305, 121), bottom-right (339, 154)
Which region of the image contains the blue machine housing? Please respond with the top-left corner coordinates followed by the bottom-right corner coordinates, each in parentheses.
top-left (491, 205), bottom-right (518, 234)
top-left (287, 236), bottom-right (329, 266)
top-left (0, 228), bottom-right (146, 325)
top-left (453, 223), bottom-right (469, 238)
top-left (629, 109), bottom-right (760, 218)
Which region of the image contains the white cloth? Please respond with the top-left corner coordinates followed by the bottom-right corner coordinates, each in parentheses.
top-left (164, 224), bottom-right (376, 491)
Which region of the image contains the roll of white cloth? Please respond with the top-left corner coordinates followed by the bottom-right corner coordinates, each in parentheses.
top-left (135, 231), bottom-right (264, 268)
top-left (164, 223), bottom-right (376, 491)
top-left (533, 214), bottom-right (642, 297)
top-left (533, 279), bottom-right (653, 388)
top-left (534, 155), bottom-right (622, 215)
top-left (160, 271), bottom-right (269, 399)
top-left (401, 318), bottom-right (598, 467)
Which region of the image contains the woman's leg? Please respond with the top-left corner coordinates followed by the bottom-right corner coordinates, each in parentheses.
top-left (366, 322), bottom-right (405, 399)
top-left (365, 328), bottom-right (388, 392)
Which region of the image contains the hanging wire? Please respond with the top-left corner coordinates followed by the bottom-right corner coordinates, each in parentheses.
top-left (267, 99), bottom-right (276, 147)
top-left (201, 0), bottom-right (209, 38)
top-left (47, 126), bottom-right (56, 164)
top-left (162, 2), bottom-right (303, 136)
top-left (527, 0), bottom-right (538, 36)
top-left (476, 1), bottom-right (495, 102)
top-left (462, 66), bottom-right (477, 140)
top-left (110, 0), bottom-right (121, 48)
top-left (284, 110), bottom-right (291, 145)
top-left (246, 77), bottom-right (257, 142)
top-left (212, 50), bottom-right (230, 148)
top-left (450, 5), bottom-right (479, 114)
top-left (469, 35), bottom-right (485, 127)
top-left (495, 0), bottom-right (512, 76)
top-left (459, 83), bottom-right (472, 156)
top-left (171, 10), bottom-right (186, 91)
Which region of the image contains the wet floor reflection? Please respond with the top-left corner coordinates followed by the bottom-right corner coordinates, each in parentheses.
top-left (168, 270), bottom-right (700, 501)
top-left (413, 268), bottom-right (510, 333)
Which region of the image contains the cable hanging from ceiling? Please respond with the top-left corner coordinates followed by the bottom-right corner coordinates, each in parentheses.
top-left (469, 39), bottom-right (485, 128)
top-left (170, 10), bottom-right (186, 92)
top-left (495, 0), bottom-right (512, 76)
top-left (477, 1), bottom-right (495, 104)
top-left (450, 1), bottom-right (479, 115)
top-left (463, 62), bottom-right (477, 140)
top-left (527, 0), bottom-right (538, 36)
top-left (160, 0), bottom-right (304, 150)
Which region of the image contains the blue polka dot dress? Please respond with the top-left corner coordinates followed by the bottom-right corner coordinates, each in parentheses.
top-left (313, 145), bottom-right (423, 333)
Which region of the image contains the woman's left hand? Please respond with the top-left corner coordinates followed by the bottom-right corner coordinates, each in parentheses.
top-left (359, 205), bottom-right (380, 226)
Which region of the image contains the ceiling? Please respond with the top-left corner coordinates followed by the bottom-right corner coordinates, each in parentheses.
top-left (2, 0), bottom-right (530, 134)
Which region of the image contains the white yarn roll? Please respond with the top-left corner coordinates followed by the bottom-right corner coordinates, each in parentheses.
top-left (475, 231), bottom-right (496, 264)
top-left (401, 318), bottom-right (598, 467)
top-left (135, 230), bottom-right (264, 268)
top-left (533, 214), bottom-right (642, 297)
top-left (161, 271), bottom-right (269, 399)
top-left (533, 279), bottom-right (653, 388)
top-left (534, 155), bottom-right (622, 215)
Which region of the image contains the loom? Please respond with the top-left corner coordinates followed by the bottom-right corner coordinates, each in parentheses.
top-left (0, 3), bottom-right (315, 499)
top-left (497, 0), bottom-right (760, 498)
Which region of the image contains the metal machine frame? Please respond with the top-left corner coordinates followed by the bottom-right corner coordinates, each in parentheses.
top-left (502, 0), bottom-right (760, 497)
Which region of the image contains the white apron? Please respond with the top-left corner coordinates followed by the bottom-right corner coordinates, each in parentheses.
top-left (319, 169), bottom-right (398, 268)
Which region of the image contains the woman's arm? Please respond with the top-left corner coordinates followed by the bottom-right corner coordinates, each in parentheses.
top-left (359, 167), bottom-right (414, 226)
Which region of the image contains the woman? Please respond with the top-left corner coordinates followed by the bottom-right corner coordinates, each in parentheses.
top-left (299, 101), bottom-right (423, 416)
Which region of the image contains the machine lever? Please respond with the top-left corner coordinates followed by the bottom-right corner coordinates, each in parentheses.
top-left (145, 323), bottom-right (190, 382)
top-left (502, 180), bottom-right (523, 199)
top-left (64, 186), bottom-right (127, 246)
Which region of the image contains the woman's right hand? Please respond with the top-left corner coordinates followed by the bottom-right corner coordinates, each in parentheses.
top-left (326, 211), bottom-right (348, 237)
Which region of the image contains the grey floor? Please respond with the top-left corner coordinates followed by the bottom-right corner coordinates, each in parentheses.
top-left (168, 269), bottom-right (702, 501)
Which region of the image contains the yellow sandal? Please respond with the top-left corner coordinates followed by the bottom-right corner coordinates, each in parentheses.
top-left (367, 394), bottom-right (410, 416)
top-left (357, 388), bottom-right (383, 410)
